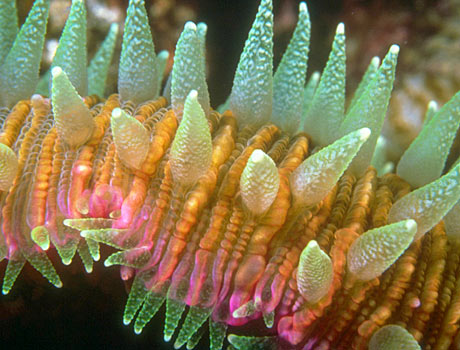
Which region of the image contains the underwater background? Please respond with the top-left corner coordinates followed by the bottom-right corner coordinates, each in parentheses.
top-left (1, 0), bottom-right (459, 349)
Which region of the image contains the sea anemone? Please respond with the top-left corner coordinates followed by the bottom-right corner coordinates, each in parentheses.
top-left (1, 0), bottom-right (460, 349)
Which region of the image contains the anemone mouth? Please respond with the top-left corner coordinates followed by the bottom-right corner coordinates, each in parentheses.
top-left (1, 0), bottom-right (460, 350)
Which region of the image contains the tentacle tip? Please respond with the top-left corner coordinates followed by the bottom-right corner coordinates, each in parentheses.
top-left (254, 297), bottom-right (262, 309)
top-left (111, 107), bottom-right (122, 119)
top-left (31, 94), bottom-right (43, 103)
top-left (311, 71), bottom-right (320, 80)
top-left (405, 219), bottom-right (417, 231)
top-left (0, 143), bottom-right (19, 191)
top-left (197, 22), bottom-right (207, 32)
top-left (371, 56), bottom-right (380, 67)
top-left (359, 127), bottom-right (371, 140)
top-left (158, 50), bottom-right (169, 60)
top-left (110, 22), bottom-right (119, 33)
top-left (427, 100), bottom-right (438, 109)
top-left (123, 319), bottom-right (131, 326)
top-left (38, 243), bottom-right (50, 251)
top-left (390, 44), bottom-right (400, 54)
top-left (51, 66), bottom-right (63, 78)
top-left (251, 149), bottom-right (265, 163)
top-left (337, 22), bottom-right (345, 34)
top-left (185, 21), bottom-right (197, 31)
top-left (188, 89), bottom-right (198, 100)
top-left (299, 2), bottom-right (307, 12)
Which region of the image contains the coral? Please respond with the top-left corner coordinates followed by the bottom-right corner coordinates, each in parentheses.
top-left (1, 0), bottom-right (460, 349)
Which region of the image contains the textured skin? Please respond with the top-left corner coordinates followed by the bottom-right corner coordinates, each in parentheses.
top-left (290, 128), bottom-right (370, 208)
top-left (445, 200), bottom-right (460, 237)
top-left (389, 162), bottom-right (460, 240)
top-left (272, 2), bottom-right (310, 135)
top-left (51, 68), bottom-right (94, 148)
top-left (229, 0), bottom-right (273, 127)
top-left (111, 108), bottom-right (149, 170)
top-left (0, 143), bottom-right (18, 191)
top-left (347, 219), bottom-right (417, 281)
top-left (297, 240), bottom-right (332, 303)
top-left (340, 45), bottom-right (399, 176)
top-left (0, 0), bottom-right (18, 65)
top-left (170, 90), bottom-right (212, 188)
top-left (88, 23), bottom-right (119, 97)
top-left (240, 149), bottom-right (279, 216)
top-left (30, 225), bottom-right (50, 250)
top-left (369, 325), bottom-right (421, 350)
top-left (51, 0), bottom-right (88, 96)
top-left (397, 90), bottom-right (460, 188)
top-left (348, 56), bottom-right (380, 112)
top-left (0, 0), bottom-right (49, 108)
top-left (300, 71), bottom-right (319, 127)
top-left (303, 23), bottom-right (346, 146)
top-left (172, 22), bottom-right (210, 116)
top-left (118, 0), bottom-right (158, 104)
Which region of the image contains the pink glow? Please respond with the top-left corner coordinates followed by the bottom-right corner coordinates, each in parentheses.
top-left (278, 315), bottom-right (306, 345)
top-left (89, 185), bottom-right (123, 218)
top-left (185, 250), bottom-right (212, 306)
top-left (120, 266), bottom-right (134, 281)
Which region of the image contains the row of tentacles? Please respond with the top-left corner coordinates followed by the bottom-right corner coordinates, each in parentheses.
top-left (1, 0), bottom-right (460, 349)
top-left (2, 93), bottom-right (460, 350)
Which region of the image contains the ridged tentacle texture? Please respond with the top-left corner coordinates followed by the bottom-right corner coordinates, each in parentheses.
top-left (2, 1), bottom-right (460, 350)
